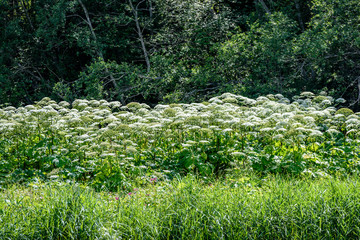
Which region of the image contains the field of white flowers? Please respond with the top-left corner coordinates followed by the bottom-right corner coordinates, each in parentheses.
top-left (0, 92), bottom-right (359, 190)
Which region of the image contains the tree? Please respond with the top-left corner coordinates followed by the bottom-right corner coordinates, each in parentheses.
top-left (218, 12), bottom-right (299, 97)
top-left (296, 0), bottom-right (360, 108)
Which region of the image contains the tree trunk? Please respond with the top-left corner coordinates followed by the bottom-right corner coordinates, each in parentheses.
top-left (258, 0), bottom-right (271, 15)
top-left (20, 0), bottom-right (35, 31)
top-left (148, 0), bottom-right (154, 36)
top-left (77, 0), bottom-right (120, 93)
top-left (148, 0), bottom-right (153, 20)
top-left (350, 76), bottom-right (360, 107)
top-left (294, 0), bottom-right (305, 32)
top-left (129, 0), bottom-right (151, 73)
top-left (77, 0), bottom-right (103, 59)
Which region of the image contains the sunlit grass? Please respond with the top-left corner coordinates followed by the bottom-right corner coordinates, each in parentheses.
top-left (1, 175), bottom-right (360, 239)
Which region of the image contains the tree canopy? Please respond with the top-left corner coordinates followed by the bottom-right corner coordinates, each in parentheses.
top-left (1, 0), bottom-right (360, 109)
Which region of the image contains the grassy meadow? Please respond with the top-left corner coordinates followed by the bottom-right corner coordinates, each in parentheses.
top-left (1, 92), bottom-right (360, 239)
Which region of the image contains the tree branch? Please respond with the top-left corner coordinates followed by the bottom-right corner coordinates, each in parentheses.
top-left (350, 76), bottom-right (360, 107)
top-left (77, 0), bottom-right (102, 58)
top-left (77, 0), bottom-right (120, 93)
top-left (129, 0), bottom-right (151, 73)
top-left (294, 0), bottom-right (305, 31)
top-left (20, 0), bottom-right (35, 31)
top-left (258, 0), bottom-right (271, 15)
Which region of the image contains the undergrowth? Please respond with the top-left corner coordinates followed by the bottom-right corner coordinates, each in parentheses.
top-left (1, 92), bottom-right (360, 239)
top-left (0, 92), bottom-right (359, 190)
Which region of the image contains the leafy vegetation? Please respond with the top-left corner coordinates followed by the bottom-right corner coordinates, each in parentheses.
top-left (2, 0), bottom-right (360, 237)
top-left (1, 0), bottom-right (360, 109)
top-left (1, 92), bottom-right (360, 238)
top-left (1, 92), bottom-right (359, 191)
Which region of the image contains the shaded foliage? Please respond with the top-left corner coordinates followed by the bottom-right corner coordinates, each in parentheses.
top-left (1, 0), bottom-right (360, 110)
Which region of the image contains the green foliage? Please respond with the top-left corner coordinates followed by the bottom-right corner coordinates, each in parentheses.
top-left (313, 95), bottom-right (328, 103)
top-left (218, 12), bottom-right (299, 97)
top-left (336, 108), bottom-right (354, 117)
top-left (1, 92), bottom-right (360, 191)
top-left (222, 97), bottom-right (238, 104)
top-left (76, 60), bottom-right (144, 103)
top-left (126, 102), bottom-right (142, 110)
top-left (162, 108), bottom-right (177, 117)
top-left (1, 0), bottom-right (360, 110)
top-left (1, 91), bottom-right (360, 237)
top-left (296, 0), bottom-right (360, 104)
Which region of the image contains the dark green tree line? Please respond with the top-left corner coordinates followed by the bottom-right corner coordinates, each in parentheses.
top-left (1, 0), bottom-right (360, 109)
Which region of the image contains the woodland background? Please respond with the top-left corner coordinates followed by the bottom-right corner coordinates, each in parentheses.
top-left (1, 0), bottom-right (360, 109)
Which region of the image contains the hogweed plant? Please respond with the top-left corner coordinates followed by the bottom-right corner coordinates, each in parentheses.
top-left (0, 92), bottom-right (360, 190)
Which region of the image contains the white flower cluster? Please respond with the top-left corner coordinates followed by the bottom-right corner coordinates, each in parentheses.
top-left (0, 92), bottom-right (359, 176)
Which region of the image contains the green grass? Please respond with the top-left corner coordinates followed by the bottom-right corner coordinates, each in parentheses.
top-left (1, 175), bottom-right (360, 239)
